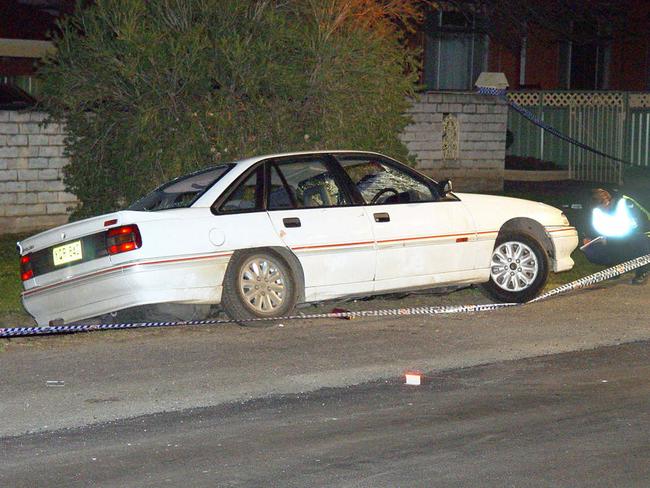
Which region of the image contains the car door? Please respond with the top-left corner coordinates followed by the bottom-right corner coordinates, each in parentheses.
top-left (335, 154), bottom-right (478, 289)
top-left (264, 155), bottom-right (376, 299)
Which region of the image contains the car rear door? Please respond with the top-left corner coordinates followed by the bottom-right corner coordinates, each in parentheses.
top-left (336, 154), bottom-right (478, 288)
top-left (264, 155), bottom-right (376, 298)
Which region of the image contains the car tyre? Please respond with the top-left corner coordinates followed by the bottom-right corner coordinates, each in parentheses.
top-left (483, 232), bottom-right (549, 303)
top-left (221, 249), bottom-right (298, 327)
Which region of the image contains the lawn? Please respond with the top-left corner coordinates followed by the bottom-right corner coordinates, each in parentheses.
top-left (0, 233), bottom-right (32, 326)
top-left (545, 251), bottom-right (604, 289)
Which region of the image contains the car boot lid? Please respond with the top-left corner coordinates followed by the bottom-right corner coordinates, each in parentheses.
top-left (18, 210), bottom-right (149, 255)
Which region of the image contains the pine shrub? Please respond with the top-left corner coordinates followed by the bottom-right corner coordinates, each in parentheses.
top-left (39, 0), bottom-right (419, 218)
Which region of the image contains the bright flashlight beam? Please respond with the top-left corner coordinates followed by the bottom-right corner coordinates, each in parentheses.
top-left (592, 199), bottom-right (638, 238)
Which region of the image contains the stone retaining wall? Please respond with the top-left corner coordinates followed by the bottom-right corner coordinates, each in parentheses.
top-left (0, 111), bottom-right (76, 234)
top-left (1, 93), bottom-right (508, 234)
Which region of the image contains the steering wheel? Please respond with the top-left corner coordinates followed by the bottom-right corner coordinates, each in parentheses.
top-left (370, 187), bottom-right (399, 204)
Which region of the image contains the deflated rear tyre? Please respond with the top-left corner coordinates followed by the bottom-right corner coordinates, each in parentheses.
top-left (221, 250), bottom-right (298, 327)
top-left (483, 232), bottom-right (548, 303)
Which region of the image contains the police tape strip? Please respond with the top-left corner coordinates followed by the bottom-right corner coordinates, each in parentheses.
top-left (477, 86), bottom-right (632, 166)
top-left (1, 254), bottom-right (649, 338)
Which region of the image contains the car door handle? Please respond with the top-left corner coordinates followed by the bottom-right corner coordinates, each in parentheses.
top-left (283, 217), bottom-right (301, 228)
top-left (374, 212), bottom-right (390, 223)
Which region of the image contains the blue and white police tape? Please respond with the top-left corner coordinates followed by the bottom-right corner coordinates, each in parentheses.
top-left (1, 253), bottom-right (649, 338)
top-left (529, 253), bottom-right (650, 303)
top-left (477, 86), bottom-right (632, 166)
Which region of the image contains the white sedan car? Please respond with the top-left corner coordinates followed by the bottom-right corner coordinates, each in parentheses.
top-left (18, 151), bottom-right (578, 326)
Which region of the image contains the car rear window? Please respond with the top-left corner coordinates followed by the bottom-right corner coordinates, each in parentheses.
top-left (128, 165), bottom-right (232, 211)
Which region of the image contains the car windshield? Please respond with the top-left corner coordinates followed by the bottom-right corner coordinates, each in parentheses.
top-left (128, 165), bottom-right (232, 211)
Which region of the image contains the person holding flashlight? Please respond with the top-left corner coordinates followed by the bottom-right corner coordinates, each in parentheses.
top-left (582, 188), bottom-right (650, 285)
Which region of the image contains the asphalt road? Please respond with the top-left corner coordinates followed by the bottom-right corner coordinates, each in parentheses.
top-left (1, 278), bottom-right (649, 438)
top-left (3, 340), bottom-right (650, 487)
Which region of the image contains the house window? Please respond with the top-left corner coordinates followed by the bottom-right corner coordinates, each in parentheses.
top-left (558, 22), bottom-right (611, 90)
top-left (423, 11), bottom-right (488, 90)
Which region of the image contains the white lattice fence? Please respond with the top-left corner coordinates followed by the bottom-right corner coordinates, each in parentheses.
top-left (506, 91), bottom-right (650, 183)
top-left (629, 94), bottom-right (650, 167)
top-left (508, 91), bottom-right (625, 108)
top-left (630, 94), bottom-right (650, 109)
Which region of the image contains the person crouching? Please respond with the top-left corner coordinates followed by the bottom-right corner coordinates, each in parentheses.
top-left (582, 188), bottom-right (650, 285)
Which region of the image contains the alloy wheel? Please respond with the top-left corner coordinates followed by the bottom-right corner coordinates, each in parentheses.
top-left (490, 241), bottom-right (539, 292)
top-left (238, 256), bottom-right (287, 314)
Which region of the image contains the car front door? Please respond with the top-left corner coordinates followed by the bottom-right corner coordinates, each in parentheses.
top-left (336, 154), bottom-right (478, 290)
top-left (264, 155), bottom-right (376, 300)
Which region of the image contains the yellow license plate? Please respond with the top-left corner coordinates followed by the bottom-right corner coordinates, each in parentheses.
top-left (53, 241), bottom-right (83, 266)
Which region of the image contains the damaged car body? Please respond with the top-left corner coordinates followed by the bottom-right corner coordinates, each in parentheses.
top-left (18, 151), bottom-right (578, 326)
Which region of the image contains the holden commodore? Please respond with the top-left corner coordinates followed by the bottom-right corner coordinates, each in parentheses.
top-left (18, 151), bottom-right (578, 326)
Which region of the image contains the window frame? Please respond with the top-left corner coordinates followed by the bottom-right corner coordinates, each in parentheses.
top-left (332, 152), bottom-right (460, 206)
top-left (211, 163), bottom-right (265, 215)
top-left (264, 155), bottom-right (361, 211)
top-left (422, 10), bottom-right (488, 91)
top-left (266, 161), bottom-right (299, 210)
top-left (210, 152), bottom-right (460, 216)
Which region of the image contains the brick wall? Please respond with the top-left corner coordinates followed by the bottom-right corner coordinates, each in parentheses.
top-left (0, 111), bottom-right (76, 234)
top-left (401, 91), bottom-right (507, 192)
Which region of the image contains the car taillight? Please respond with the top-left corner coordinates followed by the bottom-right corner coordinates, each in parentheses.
top-left (106, 225), bottom-right (142, 255)
top-left (20, 254), bottom-right (33, 281)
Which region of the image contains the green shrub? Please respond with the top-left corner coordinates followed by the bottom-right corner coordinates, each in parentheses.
top-left (38, 0), bottom-right (419, 219)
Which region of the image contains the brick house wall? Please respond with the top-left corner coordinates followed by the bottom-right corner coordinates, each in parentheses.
top-left (485, 1), bottom-right (650, 91)
top-left (0, 111), bottom-right (76, 234)
top-left (0, 93), bottom-right (507, 234)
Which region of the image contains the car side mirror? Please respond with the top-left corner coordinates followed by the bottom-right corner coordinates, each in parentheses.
top-left (438, 179), bottom-right (453, 196)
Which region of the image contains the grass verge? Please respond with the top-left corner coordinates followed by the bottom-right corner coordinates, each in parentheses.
top-left (0, 233), bottom-right (33, 326)
top-left (545, 250), bottom-right (604, 289)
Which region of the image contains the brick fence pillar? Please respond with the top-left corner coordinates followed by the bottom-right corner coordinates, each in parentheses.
top-left (401, 91), bottom-right (507, 192)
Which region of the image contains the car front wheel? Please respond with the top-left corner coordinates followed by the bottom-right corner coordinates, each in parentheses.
top-left (221, 250), bottom-right (298, 326)
top-left (483, 232), bottom-right (549, 303)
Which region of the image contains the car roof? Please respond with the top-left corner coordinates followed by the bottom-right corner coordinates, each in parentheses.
top-left (231, 150), bottom-right (392, 168)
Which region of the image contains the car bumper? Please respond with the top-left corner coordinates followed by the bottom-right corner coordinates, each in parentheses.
top-left (547, 226), bottom-right (579, 272)
top-left (22, 254), bottom-right (230, 326)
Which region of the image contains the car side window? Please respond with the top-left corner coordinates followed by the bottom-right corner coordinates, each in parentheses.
top-left (268, 165), bottom-right (295, 210)
top-left (218, 168), bottom-right (262, 213)
top-left (338, 157), bottom-right (438, 205)
top-left (268, 159), bottom-right (351, 210)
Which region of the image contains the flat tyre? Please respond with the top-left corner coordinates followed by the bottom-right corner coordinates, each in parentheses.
top-left (221, 250), bottom-right (298, 327)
